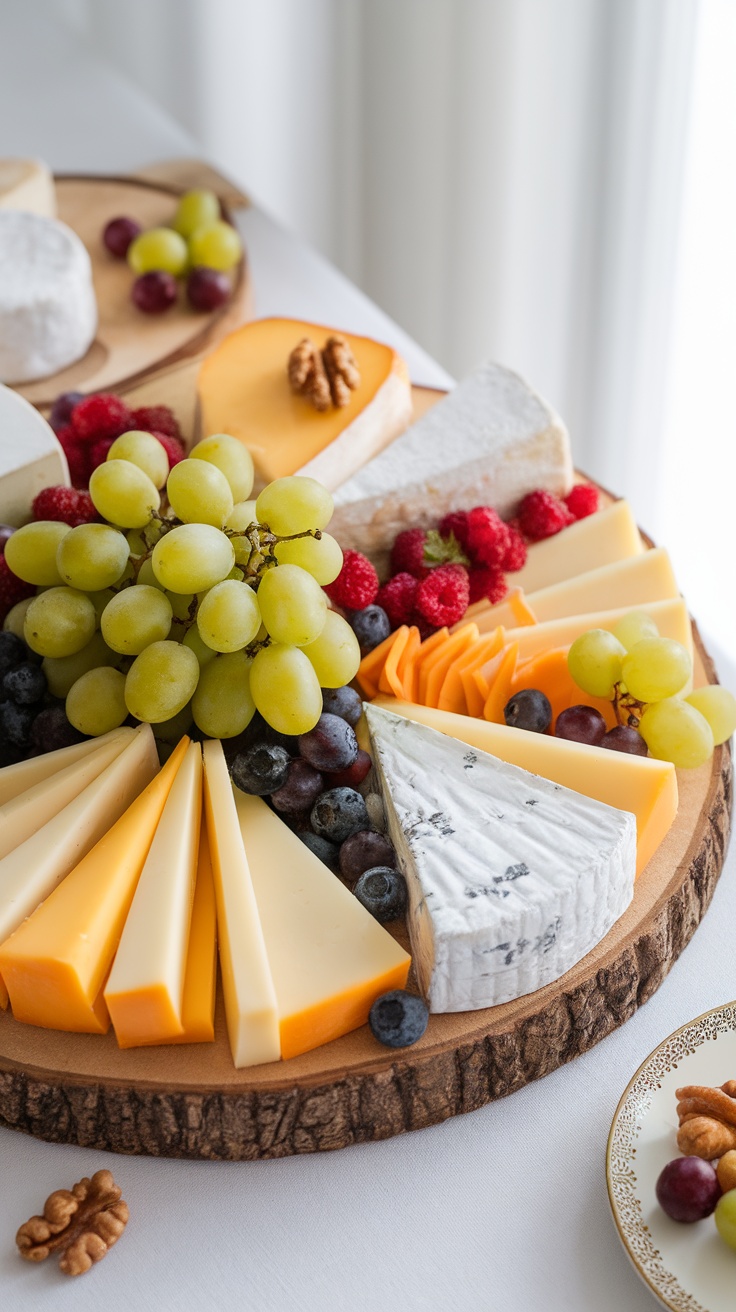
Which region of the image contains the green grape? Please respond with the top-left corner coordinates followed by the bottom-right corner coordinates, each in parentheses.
top-left (249, 643), bottom-right (322, 734)
top-left (166, 457), bottom-right (234, 528)
top-left (227, 565), bottom-right (245, 581)
top-left (55, 523), bottom-right (130, 591)
top-left (66, 667), bottom-right (128, 737)
top-left (166, 589), bottom-right (195, 621)
top-left (196, 579), bottom-right (261, 652)
top-left (108, 430), bottom-right (170, 489)
top-left (639, 698), bottom-right (714, 768)
top-left (124, 640), bottom-right (200, 723)
top-left (274, 531), bottom-right (343, 585)
top-left (183, 625), bottom-right (217, 668)
top-left (173, 188), bottom-right (220, 238)
top-left (128, 226), bottom-right (188, 276)
top-left (127, 518), bottom-right (167, 556)
top-left (101, 584), bottom-right (173, 655)
top-left (3, 597), bottom-right (33, 638)
top-left (612, 611), bottom-right (659, 651)
top-left (88, 588), bottom-right (116, 624)
top-left (154, 701), bottom-right (195, 745)
top-left (567, 629), bottom-right (626, 699)
top-left (4, 520), bottom-right (70, 585)
top-left (302, 610), bottom-right (360, 687)
top-left (89, 459), bottom-right (161, 528)
top-left (24, 587), bottom-right (96, 658)
top-left (43, 631), bottom-right (119, 698)
top-left (151, 523), bottom-right (234, 592)
top-left (191, 650), bottom-right (255, 738)
top-left (715, 1189), bottom-right (736, 1252)
top-left (188, 220), bottom-right (242, 271)
top-left (225, 499), bottom-right (258, 532)
top-left (190, 433), bottom-right (254, 502)
top-left (136, 557), bottom-right (164, 590)
top-left (621, 637), bottom-right (692, 702)
top-left (256, 476), bottom-right (333, 536)
top-left (686, 685), bottom-right (736, 746)
top-left (257, 563), bottom-right (327, 646)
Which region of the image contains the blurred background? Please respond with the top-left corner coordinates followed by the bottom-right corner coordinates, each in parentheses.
top-left (2, 0), bottom-right (735, 648)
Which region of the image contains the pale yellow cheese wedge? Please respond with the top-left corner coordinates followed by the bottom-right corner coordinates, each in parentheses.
top-left (104, 742), bottom-right (202, 1047)
top-left (505, 597), bottom-right (693, 662)
top-left (512, 499), bottom-right (644, 595)
top-left (0, 723), bottom-right (158, 957)
top-left (0, 727), bottom-right (133, 807)
top-left (371, 698), bottom-right (677, 878)
top-left (235, 791), bottom-right (411, 1059)
top-left (161, 819), bottom-right (217, 1045)
top-left (524, 548), bottom-right (679, 624)
top-left (0, 738), bottom-right (189, 1032)
top-left (202, 739), bottom-right (279, 1068)
top-left (0, 730), bottom-right (132, 861)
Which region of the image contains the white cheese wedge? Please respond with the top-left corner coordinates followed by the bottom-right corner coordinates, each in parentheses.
top-left (235, 790), bottom-right (411, 1059)
top-left (0, 728), bottom-right (132, 861)
top-left (0, 159), bottom-right (56, 217)
top-left (512, 499), bottom-right (644, 596)
top-left (105, 741), bottom-right (202, 1046)
top-left (202, 739), bottom-right (279, 1068)
top-left (330, 361), bottom-right (573, 569)
top-left (0, 726), bottom-right (132, 807)
top-left (525, 547), bottom-right (679, 623)
top-left (0, 723), bottom-right (158, 946)
top-left (0, 382), bottom-right (70, 525)
top-left (0, 211), bottom-right (97, 384)
top-left (364, 703), bottom-right (636, 1013)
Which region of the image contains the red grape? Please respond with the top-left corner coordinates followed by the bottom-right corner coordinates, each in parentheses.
top-left (555, 705), bottom-right (607, 746)
top-left (103, 216), bottom-right (142, 259)
top-left (327, 749), bottom-right (372, 789)
top-left (503, 688), bottom-right (552, 733)
top-left (270, 758), bottom-right (324, 814)
top-left (601, 725), bottom-right (648, 756)
top-left (186, 266), bottom-right (231, 312)
top-left (299, 713), bottom-right (359, 771)
top-left (132, 271), bottom-right (178, 314)
top-left (656, 1157), bottom-right (720, 1222)
top-left (0, 524), bottom-right (14, 552)
top-left (339, 830), bottom-right (396, 883)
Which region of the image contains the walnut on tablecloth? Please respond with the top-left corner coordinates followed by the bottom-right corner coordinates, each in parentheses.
top-left (16, 1168), bottom-right (129, 1276)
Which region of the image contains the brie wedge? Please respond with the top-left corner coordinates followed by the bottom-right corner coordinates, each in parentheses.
top-left (0, 382), bottom-right (69, 525)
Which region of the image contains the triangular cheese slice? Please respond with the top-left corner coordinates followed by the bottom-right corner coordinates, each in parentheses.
top-left (0, 726), bottom-right (132, 807)
top-left (364, 704), bottom-right (636, 1013)
top-left (511, 499), bottom-right (644, 596)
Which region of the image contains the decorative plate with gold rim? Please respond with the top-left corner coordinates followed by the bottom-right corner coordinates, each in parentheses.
top-left (607, 1002), bottom-right (736, 1311)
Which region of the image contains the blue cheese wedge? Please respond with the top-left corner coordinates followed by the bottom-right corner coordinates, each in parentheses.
top-left (364, 704), bottom-right (636, 1013)
top-left (330, 361), bottom-right (572, 570)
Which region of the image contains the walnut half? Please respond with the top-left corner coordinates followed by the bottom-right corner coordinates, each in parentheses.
top-left (16, 1169), bottom-right (129, 1276)
top-left (288, 334), bottom-right (360, 410)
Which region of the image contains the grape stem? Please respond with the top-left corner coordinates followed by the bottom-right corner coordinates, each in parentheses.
top-left (612, 681), bottom-right (646, 728)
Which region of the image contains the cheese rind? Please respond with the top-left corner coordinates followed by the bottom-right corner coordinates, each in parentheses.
top-left (0, 726), bottom-right (131, 807)
top-left (330, 361), bottom-right (573, 570)
top-left (511, 499), bottom-right (644, 596)
top-left (365, 704), bottom-right (636, 1012)
top-left (0, 382), bottom-right (70, 525)
top-left (235, 791), bottom-right (410, 1059)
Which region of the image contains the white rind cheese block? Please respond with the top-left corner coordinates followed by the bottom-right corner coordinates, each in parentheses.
top-left (364, 704), bottom-right (636, 1013)
top-left (330, 361), bottom-right (573, 569)
top-left (0, 159), bottom-right (56, 217)
top-left (0, 383), bottom-right (70, 525)
top-left (0, 211), bottom-right (97, 384)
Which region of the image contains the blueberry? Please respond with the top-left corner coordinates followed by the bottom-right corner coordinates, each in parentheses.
top-left (353, 866), bottom-right (407, 922)
top-left (299, 713), bottom-right (358, 772)
top-left (503, 688), bottom-right (552, 734)
top-left (0, 699), bottom-right (34, 747)
top-left (321, 685), bottom-right (363, 727)
top-left (311, 787), bottom-right (369, 843)
top-left (298, 831), bottom-right (340, 870)
top-left (339, 830), bottom-right (396, 883)
top-left (350, 605), bottom-right (391, 653)
top-left (29, 705), bottom-right (85, 753)
top-left (369, 990), bottom-right (429, 1048)
top-left (3, 662), bottom-right (47, 705)
top-left (230, 743), bottom-right (291, 795)
top-left (0, 631), bottom-right (27, 678)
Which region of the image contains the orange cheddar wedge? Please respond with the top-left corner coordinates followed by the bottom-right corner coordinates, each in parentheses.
top-left (422, 624), bottom-right (479, 709)
top-left (483, 642), bottom-right (520, 723)
top-left (458, 588), bottom-right (537, 634)
top-left (411, 628), bottom-right (449, 703)
top-left (378, 625), bottom-right (411, 697)
top-left (197, 318), bottom-right (412, 491)
top-left (456, 629), bottom-right (507, 717)
top-left (511, 648), bottom-right (616, 730)
top-left (356, 626), bottom-right (407, 698)
top-left (394, 626), bottom-right (421, 700)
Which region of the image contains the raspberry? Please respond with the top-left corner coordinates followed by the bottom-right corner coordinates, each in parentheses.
top-left (468, 565), bottom-right (508, 606)
top-left (324, 550), bottom-right (379, 610)
top-left (390, 528), bottom-right (428, 579)
top-left (131, 405), bottom-right (182, 441)
top-left (376, 573), bottom-right (419, 627)
top-left (151, 431), bottom-right (186, 470)
top-left (70, 393), bottom-right (133, 442)
top-left (415, 564), bottom-right (469, 628)
top-left (438, 510), bottom-right (470, 549)
top-left (32, 485), bottom-right (99, 527)
top-left (56, 426), bottom-right (90, 489)
top-left (0, 557), bottom-right (35, 623)
top-left (517, 489), bottom-right (574, 541)
top-left (466, 506), bottom-right (510, 568)
top-left (501, 524), bottom-right (527, 572)
top-left (89, 436), bottom-right (116, 472)
top-left (564, 484), bottom-right (599, 520)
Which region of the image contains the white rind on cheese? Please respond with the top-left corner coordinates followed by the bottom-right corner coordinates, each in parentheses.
top-left (0, 211), bottom-right (97, 384)
top-left (0, 159), bottom-right (56, 217)
top-left (330, 361), bottom-right (573, 568)
top-left (364, 704), bottom-right (636, 1013)
top-left (0, 383), bottom-right (70, 525)
top-left (296, 368), bottom-right (413, 492)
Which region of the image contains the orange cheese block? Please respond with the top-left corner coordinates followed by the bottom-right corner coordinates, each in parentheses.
top-left (510, 648), bottom-right (617, 730)
top-left (197, 318), bottom-right (413, 491)
top-left (378, 625), bottom-right (411, 698)
top-left (356, 626), bottom-right (407, 698)
top-left (411, 628), bottom-right (450, 704)
top-left (422, 624), bottom-right (479, 709)
top-left (483, 642), bottom-right (520, 723)
top-left (458, 588), bottom-right (537, 634)
top-left (437, 628), bottom-right (504, 715)
top-left (394, 625), bottom-right (421, 700)
top-left (457, 629), bottom-right (507, 717)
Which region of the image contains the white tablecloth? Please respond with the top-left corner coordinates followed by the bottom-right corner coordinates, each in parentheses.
top-left (0, 9), bottom-right (733, 1310)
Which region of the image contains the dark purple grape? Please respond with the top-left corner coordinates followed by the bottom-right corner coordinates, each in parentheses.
top-left (369, 990), bottom-right (428, 1048)
top-left (353, 867), bottom-right (407, 922)
top-left (504, 688), bottom-right (552, 733)
top-left (656, 1157), bottom-right (721, 1222)
top-left (132, 271), bottom-right (178, 314)
top-left (350, 604), bottom-right (391, 653)
top-left (327, 749), bottom-right (372, 789)
top-left (298, 831), bottom-right (339, 870)
top-left (0, 699), bottom-right (34, 746)
top-left (0, 631), bottom-right (26, 677)
top-left (339, 830), bottom-right (396, 883)
top-left (311, 787), bottom-right (368, 843)
top-left (270, 758), bottom-right (324, 813)
top-left (186, 266), bottom-right (231, 311)
top-left (321, 685), bottom-right (363, 727)
top-left (49, 390), bottom-right (86, 433)
top-left (231, 743), bottom-right (291, 795)
top-left (0, 524), bottom-right (15, 551)
top-left (3, 662), bottom-right (46, 705)
top-left (601, 725), bottom-right (648, 756)
top-left (555, 705), bottom-right (607, 746)
top-left (299, 713), bottom-right (358, 771)
top-left (29, 705), bottom-right (85, 753)
top-left (103, 216), bottom-right (142, 259)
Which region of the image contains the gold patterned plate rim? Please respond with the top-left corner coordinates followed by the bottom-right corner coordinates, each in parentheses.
top-left (606, 1001), bottom-right (736, 1312)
